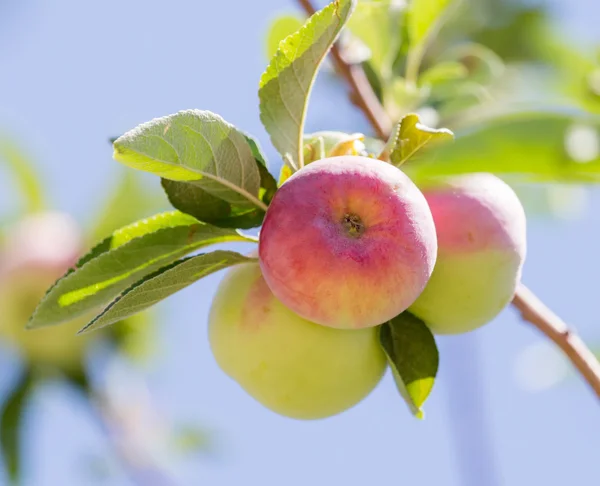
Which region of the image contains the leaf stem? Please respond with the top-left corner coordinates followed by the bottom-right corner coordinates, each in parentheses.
top-left (296, 0), bottom-right (600, 402)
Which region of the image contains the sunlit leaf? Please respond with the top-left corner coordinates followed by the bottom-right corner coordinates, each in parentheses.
top-left (387, 113), bottom-right (454, 166)
top-left (80, 251), bottom-right (253, 333)
top-left (259, 0), bottom-right (356, 170)
top-left (265, 15), bottom-right (304, 59)
top-left (160, 134), bottom-right (276, 228)
top-left (28, 211), bottom-right (254, 328)
top-left (379, 312), bottom-right (439, 418)
top-left (420, 61), bottom-right (468, 86)
top-left (347, 0), bottom-right (405, 78)
top-left (113, 110), bottom-right (265, 210)
top-left (407, 0), bottom-right (453, 46)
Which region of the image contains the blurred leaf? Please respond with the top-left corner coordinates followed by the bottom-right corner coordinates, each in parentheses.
top-left (161, 134), bottom-right (276, 229)
top-left (90, 169), bottom-right (165, 244)
top-left (113, 110), bottom-right (265, 210)
top-left (259, 0), bottom-right (356, 170)
top-left (387, 113), bottom-right (453, 166)
top-left (442, 43), bottom-right (504, 85)
top-left (347, 0), bottom-right (405, 78)
top-left (420, 60), bottom-right (467, 86)
top-left (532, 27), bottom-right (600, 114)
top-left (62, 361), bottom-right (91, 395)
top-left (407, 0), bottom-right (453, 46)
top-left (265, 15), bottom-right (304, 59)
top-left (28, 211), bottom-right (255, 328)
top-left (1, 369), bottom-right (34, 483)
top-left (472, 6), bottom-right (547, 63)
top-left (0, 139), bottom-right (45, 214)
top-left (408, 110), bottom-right (600, 182)
top-left (390, 77), bottom-right (430, 112)
top-left (79, 251), bottom-right (253, 334)
top-left (379, 312), bottom-right (439, 418)
top-left (172, 425), bottom-right (212, 454)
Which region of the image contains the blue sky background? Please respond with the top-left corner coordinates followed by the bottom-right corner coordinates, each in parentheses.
top-left (0, 0), bottom-right (599, 485)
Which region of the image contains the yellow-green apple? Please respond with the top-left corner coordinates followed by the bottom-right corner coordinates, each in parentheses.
top-left (208, 260), bottom-right (387, 420)
top-left (409, 173), bottom-right (527, 334)
top-left (259, 156), bottom-right (438, 329)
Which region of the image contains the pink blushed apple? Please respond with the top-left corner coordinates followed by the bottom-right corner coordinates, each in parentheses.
top-left (409, 173), bottom-right (527, 334)
top-left (209, 260), bottom-right (386, 419)
top-left (258, 156), bottom-right (438, 329)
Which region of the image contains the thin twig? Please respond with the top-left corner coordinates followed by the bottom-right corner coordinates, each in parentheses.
top-left (512, 284), bottom-right (600, 400)
top-left (297, 0), bottom-right (392, 140)
top-left (295, 0), bottom-right (600, 400)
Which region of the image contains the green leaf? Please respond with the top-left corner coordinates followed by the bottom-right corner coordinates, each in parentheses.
top-left (442, 43), bottom-right (504, 85)
top-left (408, 110), bottom-right (600, 182)
top-left (379, 312), bottom-right (439, 418)
top-left (28, 211), bottom-right (254, 328)
top-left (161, 135), bottom-right (277, 229)
top-left (346, 0), bottom-right (405, 79)
top-left (259, 0), bottom-right (357, 170)
top-left (161, 179), bottom-right (238, 225)
top-left (1, 369), bottom-right (34, 483)
top-left (79, 251), bottom-right (253, 334)
top-left (113, 110), bottom-right (266, 211)
top-left (387, 113), bottom-right (454, 166)
top-left (0, 138), bottom-right (45, 214)
top-left (265, 15), bottom-right (304, 60)
top-left (243, 135), bottom-right (278, 206)
top-left (389, 77), bottom-right (430, 111)
top-left (420, 61), bottom-right (468, 86)
top-left (407, 0), bottom-right (453, 46)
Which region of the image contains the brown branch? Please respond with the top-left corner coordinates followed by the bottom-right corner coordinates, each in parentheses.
top-left (295, 0), bottom-right (600, 401)
top-left (512, 284), bottom-right (600, 400)
top-left (297, 0), bottom-right (392, 140)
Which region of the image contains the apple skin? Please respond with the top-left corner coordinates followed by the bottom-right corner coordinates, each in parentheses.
top-left (259, 156), bottom-right (437, 329)
top-left (409, 173), bottom-right (527, 334)
top-left (208, 260), bottom-right (387, 420)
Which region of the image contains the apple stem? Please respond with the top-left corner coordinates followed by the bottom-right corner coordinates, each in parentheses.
top-left (296, 0), bottom-right (600, 402)
top-left (342, 213), bottom-right (365, 237)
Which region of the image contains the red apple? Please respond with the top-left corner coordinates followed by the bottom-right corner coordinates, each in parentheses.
top-left (259, 156), bottom-right (437, 329)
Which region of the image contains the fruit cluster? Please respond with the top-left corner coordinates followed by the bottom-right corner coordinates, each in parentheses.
top-left (208, 153), bottom-right (527, 420)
